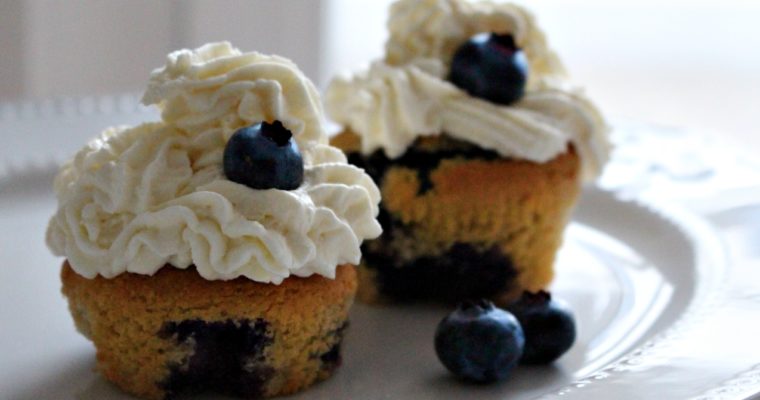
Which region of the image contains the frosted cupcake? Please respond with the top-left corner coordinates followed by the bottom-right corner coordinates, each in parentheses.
top-left (47, 42), bottom-right (381, 399)
top-left (326, 0), bottom-right (609, 304)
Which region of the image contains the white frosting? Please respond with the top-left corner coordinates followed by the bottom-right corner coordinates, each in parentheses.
top-left (325, 0), bottom-right (610, 180)
top-left (47, 42), bottom-right (382, 283)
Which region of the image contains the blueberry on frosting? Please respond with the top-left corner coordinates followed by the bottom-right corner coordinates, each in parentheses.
top-left (223, 121), bottom-right (304, 190)
top-left (326, 0), bottom-right (610, 179)
top-left (448, 33), bottom-right (528, 105)
top-left (46, 42), bottom-right (382, 283)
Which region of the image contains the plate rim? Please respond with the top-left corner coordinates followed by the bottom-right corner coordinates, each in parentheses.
top-left (535, 186), bottom-right (730, 399)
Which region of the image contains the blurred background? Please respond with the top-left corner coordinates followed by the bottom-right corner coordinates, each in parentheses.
top-left (0, 0), bottom-right (758, 146)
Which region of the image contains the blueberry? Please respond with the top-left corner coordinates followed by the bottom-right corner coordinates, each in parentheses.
top-left (223, 121), bottom-right (304, 190)
top-left (507, 291), bottom-right (576, 365)
top-left (434, 299), bottom-right (525, 383)
top-left (448, 33), bottom-right (529, 105)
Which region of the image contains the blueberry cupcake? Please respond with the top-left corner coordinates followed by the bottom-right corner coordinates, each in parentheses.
top-left (326, 0), bottom-right (609, 304)
top-left (47, 42), bottom-right (381, 399)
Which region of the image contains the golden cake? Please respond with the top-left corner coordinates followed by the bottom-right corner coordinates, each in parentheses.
top-left (326, 0), bottom-right (610, 304)
top-left (61, 262), bottom-right (356, 399)
top-left (47, 42), bottom-right (382, 399)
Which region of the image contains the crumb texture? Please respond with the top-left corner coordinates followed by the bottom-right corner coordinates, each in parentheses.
top-left (334, 131), bottom-right (581, 304)
top-left (61, 262), bottom-right (357, 399)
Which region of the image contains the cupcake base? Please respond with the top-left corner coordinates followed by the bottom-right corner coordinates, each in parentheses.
top-left (332, 131), bottom-right (581, 305)
top-left (61, 262), bottom-right (357, 400)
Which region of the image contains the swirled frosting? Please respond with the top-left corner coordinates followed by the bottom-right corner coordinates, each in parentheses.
top-left (47, 42), bottom-right (382, 283)
top-left (325, 0), bottom-right (610, 180)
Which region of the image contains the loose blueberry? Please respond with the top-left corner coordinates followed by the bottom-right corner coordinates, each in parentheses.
top-left (448, 33), bottom-right (529, 105)
top-left (223, 121), bottom-right (304, 190)
top-left (434, 299), bottom-right (525, 383)
top-left (507, 291), bottom-right (576, 365)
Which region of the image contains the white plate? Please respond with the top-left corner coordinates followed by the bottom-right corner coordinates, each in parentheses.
top-left (0, 165), bottom-right (753, 400)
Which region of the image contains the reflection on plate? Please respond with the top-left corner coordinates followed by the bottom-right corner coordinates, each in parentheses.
top-left (0, 167), bottom-right (735, 400)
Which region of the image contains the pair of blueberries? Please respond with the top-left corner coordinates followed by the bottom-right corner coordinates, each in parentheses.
top-left (435, 292), bottom-right (576, 383)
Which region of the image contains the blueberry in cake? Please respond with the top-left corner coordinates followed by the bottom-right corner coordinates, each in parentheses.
top-left (47, 42), bottom-right (382, 399)
top-left (326, 0), bottom-right (610, 304)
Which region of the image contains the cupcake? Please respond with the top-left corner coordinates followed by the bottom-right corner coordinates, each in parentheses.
top-left (47, 42), bottom-right (381, 399)
top-left (326, 0), bottom-right (610, 304)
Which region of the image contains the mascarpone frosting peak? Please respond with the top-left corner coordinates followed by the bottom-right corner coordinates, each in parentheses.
top-left (385, 0), bottom-right (566, 87)
top-left (47, 42), bottom-right (382, 283)
top-left (326, 0), bottom-right (610, 180)
top-left (142, 41), bottom-right (328, 150)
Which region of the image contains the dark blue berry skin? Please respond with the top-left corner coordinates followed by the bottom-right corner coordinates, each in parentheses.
top-left (223, 121), bottom-right (304, 190)
top-left (448, 33), bottom-right (529, 105)
top-left (434, 300), bottom-right (525, 383)
top-left (507, 291), bottom-right (576, 365)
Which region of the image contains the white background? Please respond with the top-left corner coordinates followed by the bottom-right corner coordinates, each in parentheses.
top-left (1, 0), bottom-right (759, 147)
